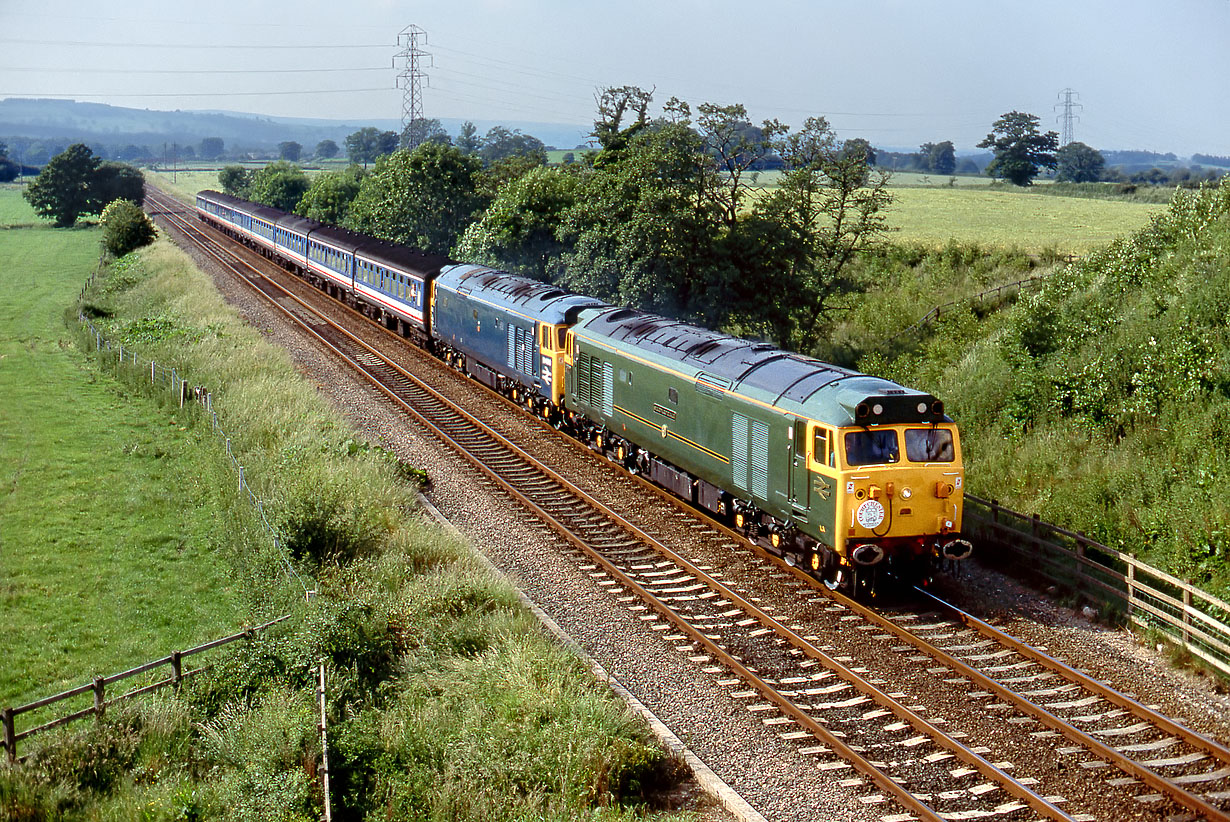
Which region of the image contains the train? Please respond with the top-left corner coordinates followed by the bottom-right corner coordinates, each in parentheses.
top-left (195, 189), bottom-right (971, 596)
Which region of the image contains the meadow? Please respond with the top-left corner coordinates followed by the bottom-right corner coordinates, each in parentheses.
top-left (2, 184), bottom-right (680, 821)
top-left (0, 187), bottom-right (240, 709)
top-left (884, 186), bottom-right (1161, 253)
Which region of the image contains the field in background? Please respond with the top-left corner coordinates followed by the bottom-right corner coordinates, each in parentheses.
top-left (148, 159), bottom-right (1165, 256)
top-left (885, 187), bottom-right (1161, 253)
top-left (0, 187), bottom-right (239, 708)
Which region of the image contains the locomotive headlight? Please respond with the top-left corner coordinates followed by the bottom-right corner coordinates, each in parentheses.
top-left (856, 499), bottom-right (885, 529)
top-left (900, 487), bottom-right (912, 500)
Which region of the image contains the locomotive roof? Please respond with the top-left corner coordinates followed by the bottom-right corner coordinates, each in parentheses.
top-left (574, 306), bottom-right (947, 427)
top-left (437, 264), bottom-right (607, 325)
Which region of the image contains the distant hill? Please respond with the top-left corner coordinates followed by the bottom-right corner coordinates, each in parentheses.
top-left (0, 98), bottom-right (591, 154)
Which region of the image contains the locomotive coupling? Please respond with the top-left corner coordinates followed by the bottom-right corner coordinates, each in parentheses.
top-left (850, 543), bottom-right (886, 566)
top-left (940, 538), bottom-right (973, 561)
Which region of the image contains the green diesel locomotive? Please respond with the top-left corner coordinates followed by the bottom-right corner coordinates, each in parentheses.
top-left (563, 306), bottom-right (970, 595)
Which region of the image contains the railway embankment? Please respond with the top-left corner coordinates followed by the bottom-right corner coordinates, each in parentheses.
top-left (1, 221), bottom-right (701, 821)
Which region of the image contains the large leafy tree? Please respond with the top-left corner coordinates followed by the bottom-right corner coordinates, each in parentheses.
top-left (559, 117), bottom-right (723, 324)
top-left (1055, 141), bottom-right (1106, 183)
top-left (24, 144), bottom-right (145, 227)
top-left (345, 142), bottom-right (485, 255)
top-left (478, 127), bottom-right (547, 166)
top-left (400, 118), bottom-right (451, 150)
top-left (457, 165), bottom-right (582, 282)
top-left (920, 140), bottom-right (956, 175)
top-left (749, 119), bottom-right (894, 350)
top-left (314, 139), bottom-right (339, 160)
top-left (23, 143), bottom-right (102, 226)
top-left (199, 137), bottom-right (224, 161)
top-left (93, 161), bottom-right (145, 208)
top-left (978, 111), bottom-right (1059, 186)
top-left (296, 165), bottom-right (364, 224)
top-left (278, 141), bottom-right (302, 162)
top-left (248, 161), bottom-right (310, 212)
top-left (345, 127), bottom-right (399, 167)
top-left (218, 165), bottom-right (253, 197)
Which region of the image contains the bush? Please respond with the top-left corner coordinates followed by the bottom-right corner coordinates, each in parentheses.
top-left (101, 199), bottom-right (157, 257)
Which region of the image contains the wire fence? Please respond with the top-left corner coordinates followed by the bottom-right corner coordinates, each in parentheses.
top-left (76, 268), bottom-right (308, 598)
top-left (964, 494), bottom-right (1230, 680)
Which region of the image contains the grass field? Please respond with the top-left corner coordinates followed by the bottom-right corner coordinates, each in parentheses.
top-left (884, 186), bottom-right (1162, 253)
top-left (0, 187), bottom-right (240, 709)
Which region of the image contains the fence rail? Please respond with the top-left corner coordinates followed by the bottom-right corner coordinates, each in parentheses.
top-left (881, 274), bottom-right (1048, 346)
top-left (963, 494), bottom-right (1230, 679)
top-left (2, 616), bottom-right (290, 762)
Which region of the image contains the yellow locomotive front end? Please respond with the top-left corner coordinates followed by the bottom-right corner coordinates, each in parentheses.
top-left (827, 422), bottom-right (970, 589)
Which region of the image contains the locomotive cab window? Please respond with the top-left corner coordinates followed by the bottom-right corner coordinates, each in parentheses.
top-left (904, 428), bottom-right (955, 463)
top-left (813, 428), bottom-right (830, 466)
top-left (844, 430), bottom-right (899, 466)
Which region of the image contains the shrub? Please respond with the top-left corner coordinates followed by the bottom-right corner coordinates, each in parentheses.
top-left (101, 199), bottom-right (157, 257)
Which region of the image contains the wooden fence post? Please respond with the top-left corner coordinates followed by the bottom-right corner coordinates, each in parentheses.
top-left (179, 379), bottom-right (188, 408)
top-left (991, 499), bottom-right (1000, 525)
top-left (92, 677), bottom-right (106, 719)
top-left (2, 707), bottom-right (15, 763)
top-left (1183, 586), bottom-right (1193, 645)
top-left (170, 651), bottom-right (183, 689)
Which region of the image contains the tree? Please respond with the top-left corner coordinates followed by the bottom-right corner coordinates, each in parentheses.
top-left (750, 117), bottom-right (894, 351)
top-left (278, 141), bottom-right (303, 162)
top-left (93, 162), bottom-right (145, 209)
top-left (199, 137), bottom-right (225, 161)
top-left (100, 199), bottom-right (156, 257)
top-left (345, 143), bottom-right (485, 256)
top-left (694, 101), bottom-right (787, 227)
top-left (400, 118), bottom-right (451, 150)
top-left (1055, 141), bottom-right (1106, 183)
top-left (456, 166), bottom-right (582, 282)
top-left (0, 143), bottom-right (17, 183)
top-left (978, 111), bottom-right (1059, 186)
top-left (591, 85), bottom-right (654, 153)
top-left (478, 127), bottom-right (547, 166)
top-left (219, 165), bottom-right (253, 197)
top-left (23, 143), bottom-right (102, 226)
top-left (561, 152), bottom-right (575, 165)
top-left (920, 140), bottom-right (955, 175)
top-left (315, 139), bottom-right (339, 159)
top-left (345, 128), bottom-right (399, 167)
top-left (455, 121), bottom-right (482, 155)
top-left (296, 165), bottom-right (364, 224)
top-left (558, 117), bottom-right (723, 323)
top-left (248, 161), bottom-right (310, 212)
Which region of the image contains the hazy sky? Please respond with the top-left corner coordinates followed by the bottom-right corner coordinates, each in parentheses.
top-left (3, 0), bottom-right (1228, 155)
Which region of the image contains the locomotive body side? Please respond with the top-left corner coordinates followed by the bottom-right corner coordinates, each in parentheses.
top-left (431, 264), bottom-right (605, 415)
top-left (565, 306), bottom-right (968, 592)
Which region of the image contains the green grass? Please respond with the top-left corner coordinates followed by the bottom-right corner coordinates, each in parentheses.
top-left (0, 189), bottom-right (240, 709)
top-left (883, 186), bottom-right (1161, 253)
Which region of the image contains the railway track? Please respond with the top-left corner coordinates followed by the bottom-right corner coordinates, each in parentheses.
top-left (144, 188), bottom-right (1230, 821)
